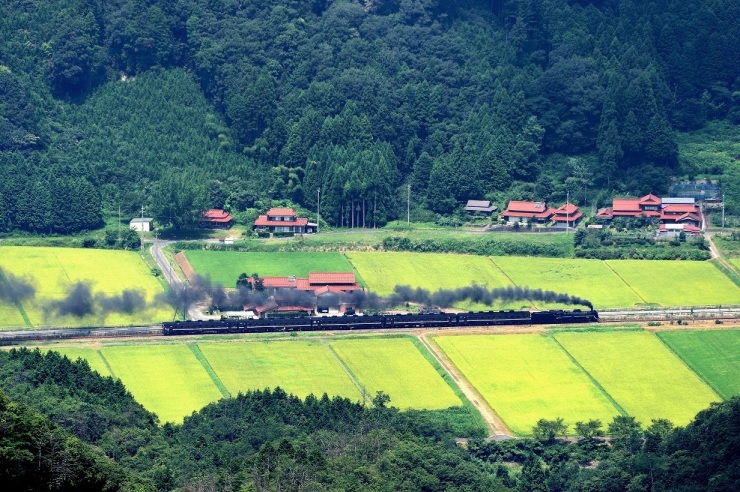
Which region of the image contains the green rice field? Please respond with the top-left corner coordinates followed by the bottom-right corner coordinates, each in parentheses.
top-left (330, 337), bottom-right (462, 410)
top-left (605, 260), bottom-right (739, 306)
top-left (555, 331), bottom-right (720, 425)
top-left (491, 256), bottom-right (642, 309)
top-left (434, 334), bottom-right (620, 435)
top-left (184, 251), bottom-right (356, 285)
top-left (100, 344), bottom-right (224, 423)
top-left (0, 246), bottom-right (173, 329)
top-left (657, 330), bottom-right (740, 399)
top-left (198, 340), bottom-right (361, 400)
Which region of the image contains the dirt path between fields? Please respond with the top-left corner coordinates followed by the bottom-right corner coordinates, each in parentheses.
top-left (174, 252), bottom-right (195, 281)
top-left (417, 333), bottom-right (513, 438)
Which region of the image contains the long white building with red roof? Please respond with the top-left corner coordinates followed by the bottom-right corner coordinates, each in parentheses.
top-left (253, 208), bottom-right (316, 234)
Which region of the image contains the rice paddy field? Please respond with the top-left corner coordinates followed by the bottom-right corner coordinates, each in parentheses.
top-left (657, 330), bottom-right (740, 399)
top-left (0, 246), bottom-right (173, 329)
top-left (329, 337), bottom-right (462, 410)
top-left (605, 260), bottom-right (740, 306)
top-left (491, 256), bottom-right (643, 309)
top-left (197, 340), bottom-right (361, 400)
top-left (554, 331), bottom-right (721, 425)
top-left (100, 344), bottom-right (224, 423)
top-left (53, 347), bottom-right (111, 376)
top-left (434, 334), bottom-right (621, 435)
top-left (183, 251), bottom-right (356, 285)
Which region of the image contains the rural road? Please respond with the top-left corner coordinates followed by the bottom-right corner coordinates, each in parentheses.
top-left (417, 333), bottom-right (513, 438)
top-left (148, 239), bottom-right (206, 321)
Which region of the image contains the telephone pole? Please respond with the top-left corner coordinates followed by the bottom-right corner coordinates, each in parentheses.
top-left (407, 184), bottom-right (410, 224)
top-left (140, 205), bottom-right (145, 251)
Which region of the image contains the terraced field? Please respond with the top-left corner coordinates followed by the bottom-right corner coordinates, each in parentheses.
top-left (555, 331), bottom-right (720, 425)
top-left (657, 330), bottom-right (740, 399)
top-left (434, 334), bottom-right (620, 435)
top-left (0, 246), bottom-right (172, 328)
top-left (198, 340), bottom-right (360, 400)
top-left (184, 251), bottom-right (356, 285)
top-left (100, 344), bottom-right (224, 423)
top-left (330, 337), bottom-right (462, 410)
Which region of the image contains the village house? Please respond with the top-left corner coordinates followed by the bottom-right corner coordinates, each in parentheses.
top-left (501, 201), bottom-right (552, 223)
top-left (201, 209), bottom-right (234, 228)
top-left (501, 200), bottom-right (582, 227)
top-left (253, 208), bottom-right (316, 234)
top-left (465, 200), bottom-right (497, 214)
top-left (596, 194), bottom-right (702, 228)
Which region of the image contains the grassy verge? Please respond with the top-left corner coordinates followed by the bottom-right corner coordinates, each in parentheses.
top-left (710, 258), bottom-right (740, 288)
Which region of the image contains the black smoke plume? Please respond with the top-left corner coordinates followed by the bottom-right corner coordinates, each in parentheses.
top-left (0, 269), bottom-right (36, 303)
top-left (389, 284), bottom-right (593, 309)
top-left (156, 283), bottom-right (207, 314)
top-left (53, 282), bottom-right (96, 317)
top-left (97, 290), bottom-right (147, 315)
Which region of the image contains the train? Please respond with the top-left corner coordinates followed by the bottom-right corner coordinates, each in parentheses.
top-left (162, 309), bottom-right (599, 336)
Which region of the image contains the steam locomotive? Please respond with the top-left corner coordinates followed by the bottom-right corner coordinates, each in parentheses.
top-left (162, 309), bottom-right (599, 336)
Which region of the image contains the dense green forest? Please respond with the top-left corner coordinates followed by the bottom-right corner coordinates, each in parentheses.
top-left (1, 347), bottom-right (738, 491)
top-left (0, 0), bottom-right (738, 233)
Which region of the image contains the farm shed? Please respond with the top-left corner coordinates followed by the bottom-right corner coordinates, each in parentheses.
top-left (129, 217), bottom-right (154, 232)
top-left (465, 200), bottom-right (497, 213)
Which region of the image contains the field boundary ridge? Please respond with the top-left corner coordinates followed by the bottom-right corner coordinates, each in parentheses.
top-left (653, 332), bottom-right (725, 401)
top-left (188, 344), bottom-right (230, 398)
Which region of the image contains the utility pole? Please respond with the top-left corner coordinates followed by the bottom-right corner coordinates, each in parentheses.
top-left (316, 188), bottom-right (320, 234)
top-left (140, 205), bottom-right (145, 251)
top-left (722, 194), bottom-right (725, 228)
top-left (407, 184), bottom-right (410, 224)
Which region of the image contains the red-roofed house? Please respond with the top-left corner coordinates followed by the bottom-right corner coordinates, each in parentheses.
top-left (253, 208), bottom-right (316, 234)
top-left (596, 194), bottom-right (662, 220)
top-left (550, 203), bottom-right (582, 227)
top-left (201, 209), bottom-right (234, 228)
top-left (658, 223), bottom-right (702, 237)
top-left (248, 272), bottom-right (360, 295)
top-left (502, 201), bottom-right (552, 223)
top-left (660, 203), bottom-right (702, 227)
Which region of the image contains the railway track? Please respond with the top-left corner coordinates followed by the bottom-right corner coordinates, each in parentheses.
top-left (1, 307), bottom-right (738, 345)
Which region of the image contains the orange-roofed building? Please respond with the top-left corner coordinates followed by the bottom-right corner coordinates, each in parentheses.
top-left (502, 201), bottom-right (552, 223)
top-left (597, 194), bottom-right (662, 221)
top-left (550, 203), bottom-right (582, 227)
top-left (253, 208), bottom-right (316, 234)
top-left (201, 209), bottom-right (234, 228)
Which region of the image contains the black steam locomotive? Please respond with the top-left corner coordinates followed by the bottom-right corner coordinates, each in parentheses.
top-left (162, 309), bottom-right (599, 336)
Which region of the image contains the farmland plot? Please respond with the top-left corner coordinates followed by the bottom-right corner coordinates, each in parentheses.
top-left (101, 345), bottom-right (223, 423)
top-left (198, 340), bottom-right (361, 400)
top-left (0, 246), bottom-right (172, 328)
top-left (434, 334), bottom-right (620, 435)
top-left (657, 330), bottom-right (740, 399)
top-left (184, 251), bottom-right (355, 285)
top-left (330, 337), bottom-right (462, 410)
top-left (491, 256), bottom-right (642, 309)
top-left (51, 347), bottom-right (111, 376)
top-left (605, 260), bottom-right (739, 306)
top-left (555, 331), bottom-right (720, 425)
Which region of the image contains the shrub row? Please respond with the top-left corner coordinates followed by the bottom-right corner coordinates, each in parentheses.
top-left (381, 235), bottom-right (570, 257)
top-left (575, 247), bottom-right (710, 260)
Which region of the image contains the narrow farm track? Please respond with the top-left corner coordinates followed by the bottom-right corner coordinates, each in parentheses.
top-left (417, 333), bottom-right (512, 438)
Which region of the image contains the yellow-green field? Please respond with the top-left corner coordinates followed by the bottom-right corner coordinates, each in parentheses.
top-left (197, 340), bottom-right (360, 400)
top-left (657, 330), bottom-right (740, 399)
top-left (330, 337), bottom-right (462, 410)
top-left (605, 260), bottom-right (739, 306)
top-left (555, 331), bottom-right (720, 425)
top-left (491, 256), bottom-right (643, 309)
top-left (53, 347), bottom-right (111, 376)
top-left (0, 246), bottom-right (173, 328)
top-left (434, 334), bottom-right (620, 435)
top-left (100, 345), bottom-right (223, 423)
top-left (184, 251), bottom-right (356, 285)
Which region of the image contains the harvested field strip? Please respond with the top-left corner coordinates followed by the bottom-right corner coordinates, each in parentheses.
top-left (434, 334), bottom-right (620, 436)
top-left (101, 345), bottom-right (224, 423)
top-left (657, 330), bottom-right (740, 399)
top-left (184, 251), bottom-right (355, 285)
top-left (605, 260), bottom-right (740, 306)
top-left (555, 331), bottom-right (720, 425)
top-left (491, 256), bottom-right (643, 309)
top-left (330, 337), bottom-right (462, 410)
top-left (198, 340), bottom-right (361, 400)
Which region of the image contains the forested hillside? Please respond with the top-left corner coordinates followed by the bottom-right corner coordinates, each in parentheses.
top-left (1, 347), bottom-right (738, 491)
top-left (0, 0), bottom-right (738, 233)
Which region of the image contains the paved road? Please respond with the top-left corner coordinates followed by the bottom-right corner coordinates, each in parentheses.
top-left (148, 239), bottom-right (206, 320)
